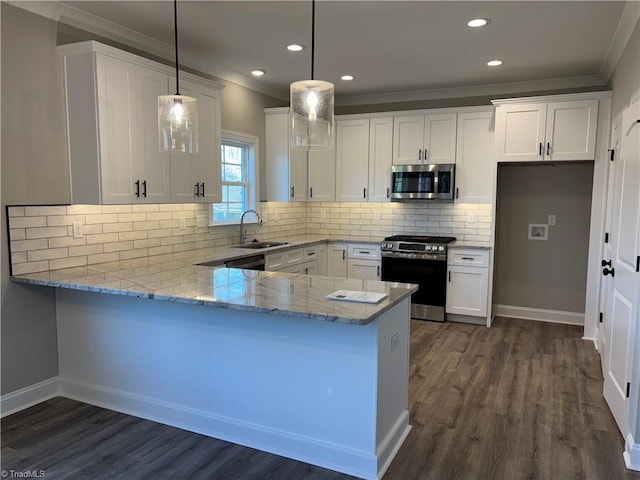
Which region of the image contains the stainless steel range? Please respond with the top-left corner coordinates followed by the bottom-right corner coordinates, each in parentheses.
top-left (380, 235), bottom-right (456, 322)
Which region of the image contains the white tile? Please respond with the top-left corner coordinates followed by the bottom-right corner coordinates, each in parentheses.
top-left (27, 248), bottom-right (69, 262)
top-left (173, 242), bottom-right (195, 253)
top-left (85, 214), bottom-right (118, 224)
top-left (133, 221), bottom-right (160, 231)
top-left (11, 252), bottom-right (27, 264)
top-left (118, 231), bottom-right (148, 241)
top-left (82, 224), bottom-right (103, 235)
top-left (100, 205), bottom-right (133, 214)
top-left (25, 206), bottom-right (68, 216)
top-left (26, 226), bottom-right (68, 239)
top-left (158, 204), bottom-right (184, 211)
top-left (47, 214), bottom-right (85, 226)
top-left (69, 244), bottom-right (104, 257)
top-left (8, 206), bottom-right (25, 217)
top-left (67, 205), bottom-right (103, 215)
top-left (49, 236), bottom-right (87, 248)
top-left (9, 216), bottom-right (47, 229)
top-left (10, 229), bottom-right (26, 241)
top-left (131, 204), bottom-right (160, 212)
top-left (172, 211), bottom-right (195, 219)
top-left (148, 245), bottom-right (173, 256)
top-left (103, 222), bottom-right (133, 233)
top-left (119, 248), bottom-right (148, 260)
top-left (146, 211), bottom-right (173, 221)
top-left (147, 228), bottom-right (174, 238)
top-left (86, 233), bottom-right (120, 244)
top-left (159, 219), bottom-right (180, 229)
top-left (133, 238), bottom-right (160, 249)
top-left (88, 252), bottom-right (120, 265)
top-left (50, 256), bottom-right (87, 270)
top-left (103, 241), bottom-right (134, 253)
top-left (160, 236), bottom-right (184, 246)
top-left (117, 213), bottom-right (147, 222)
top-left (12, 261), bottom-right (50, 275)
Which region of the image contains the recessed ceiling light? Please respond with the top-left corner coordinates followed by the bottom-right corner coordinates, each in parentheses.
top-left (341, 75), bottom-right (354, 81)
top-left (287, 44), bottom-right (304, 52)
top-left (251, 69), bottom-right (266, 77)
top-left (487, 60), bottom-right (503, 67)
top-left (467, 18), bottom-right (490, 28)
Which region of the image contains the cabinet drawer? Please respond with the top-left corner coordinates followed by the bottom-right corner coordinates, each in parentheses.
top-left (303, 245), bottom-right (318, 261)
top-left (448, 249), bottom-right (490, 267)
top-left (265, 252), bottom-right (286, 270)
top-left (348, 244), bottom-right (381, 259)
top-left (286, 247), bottom-right (304, 266)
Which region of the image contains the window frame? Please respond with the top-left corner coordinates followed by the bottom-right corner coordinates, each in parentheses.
top-left (211, 130), bottom-right (259, 226)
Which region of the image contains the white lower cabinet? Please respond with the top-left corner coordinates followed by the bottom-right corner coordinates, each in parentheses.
top-left (446, 249), bottom-right (489, 318)
top-left (316, 244), bottom-right (328, 276)
top-left (327, 243), bottom-right (348, 278)
top-left (346, 244), bottom-right (381, 280)
top-left (265, 245), bottom-right (318, 275)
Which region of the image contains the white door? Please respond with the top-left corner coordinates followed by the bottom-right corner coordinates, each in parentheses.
top-left (423, 113), bottom-right (457, 164)
top-left (599, 114), bottom-right (622, 370)
top-left (134, 66), bottom-right (171, 203)
top-left (336, 119), bottom-right (369, 202)
top-left (545, 99), bottom-right (598, 161)
top-left (446, 266), bottom-right (488, 317)
top-left (494, 103), bottom-right (547, 162)
top-left (455, 111), bottom-right (495, 204)
top-left (368, 117), bottom-right (393, 203)
top-left (393, 115), bottom-right (424, 164)
top-left (308, 148), bottom-right (336, 202)
top-left (603, 96), bottom-right (640, 435)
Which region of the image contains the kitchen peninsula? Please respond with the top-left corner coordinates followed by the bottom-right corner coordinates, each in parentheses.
top-left (11, 248), bottom-right (417, 480)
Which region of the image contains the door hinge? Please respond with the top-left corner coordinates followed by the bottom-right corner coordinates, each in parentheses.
top-left (609, 148), bottom-right (615, 161)
top-left (599, 312), bottom-right (603, 323)
top-left (604, 232), bottom-right (609, 243)
top-left (626, 382), bottom-right (631, 398)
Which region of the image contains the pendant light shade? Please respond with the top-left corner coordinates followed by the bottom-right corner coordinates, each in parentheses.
top-left (159, 0), bottom-right (198, 153)
top-left (290, 0), bottom-right (334, 150)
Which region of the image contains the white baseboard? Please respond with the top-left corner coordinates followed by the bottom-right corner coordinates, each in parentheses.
top-left (1, 376), bottom-right (60, 418)
top-left (493, 304), bottom-right (584, 326)
top-left (376, 412), bottom-right (411, 479)
top-left (58, 377), bottom-right (379, 480)
top-left (625, 432), bottom-right (640, 471)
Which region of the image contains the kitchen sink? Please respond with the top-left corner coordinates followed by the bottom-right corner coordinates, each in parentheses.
top-left (232, 241), bottom-right (288, 249)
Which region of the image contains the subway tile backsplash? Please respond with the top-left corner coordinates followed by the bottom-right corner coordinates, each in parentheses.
top-left (7, 201), bottom-right (492, 274)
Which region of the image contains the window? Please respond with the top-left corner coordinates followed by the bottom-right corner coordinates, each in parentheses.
top-left (212, 132), bottom-right (258, 224)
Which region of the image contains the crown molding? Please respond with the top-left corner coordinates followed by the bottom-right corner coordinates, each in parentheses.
top-left (335, 75), bottom-right (608, 107)
top-left (6, 0), bottom-right (288, 101)
top-left (600, 1), bottom-right (640, 81)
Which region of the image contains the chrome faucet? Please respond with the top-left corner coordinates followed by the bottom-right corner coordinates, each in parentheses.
top-left (239, 210), bottom-right (262, 244)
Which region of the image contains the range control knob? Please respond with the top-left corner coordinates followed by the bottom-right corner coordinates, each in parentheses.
top-left (424, 245), bottom-right (431, 251)
top-left (438, 246), bottom-right (445, 252)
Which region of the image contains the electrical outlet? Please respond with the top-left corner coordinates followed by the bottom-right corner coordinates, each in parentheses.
top-left (321, 210), bottom-right (327, 219)
top-left (179, 217), bottom-right (186, 230)
top-left (373, 211), bottom-right (381, 220)
top-left (72, 221), bottom-right (83, 239)
top-left (391, 333), bottom-right (399, 351)
top-left (467, 213), bottom-right (475, 223)
top-left (548, 215), bottom-right (556, 226)
top-left (196, 215), bottom-right (207, 228)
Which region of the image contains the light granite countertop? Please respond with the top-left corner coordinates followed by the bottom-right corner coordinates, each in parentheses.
top-left (11, 240), bottom-right (417, 325)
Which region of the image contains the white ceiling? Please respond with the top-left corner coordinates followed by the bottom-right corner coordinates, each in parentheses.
top-left (14, 1), bottom-right (634, 105)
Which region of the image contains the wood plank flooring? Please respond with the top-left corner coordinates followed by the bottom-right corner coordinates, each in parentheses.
top-left (3, 317), bottom-right (639, 480)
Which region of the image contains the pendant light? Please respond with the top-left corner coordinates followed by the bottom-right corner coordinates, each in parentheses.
top-left (290, 0), bottom-right (334, 150)
top-left (158, 0), bottom-right (198, 153)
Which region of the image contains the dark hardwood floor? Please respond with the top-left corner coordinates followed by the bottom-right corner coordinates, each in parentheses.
top-left (3, 317), bottom-right (639, 480)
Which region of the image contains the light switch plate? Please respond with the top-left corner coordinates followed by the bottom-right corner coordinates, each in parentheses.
top-left (373, 211), bottom-right (381, 220)
top-left (72, 222), bottom-right (83, 239)
top-left (468, 213), bottom-right (475, 223)
top-left (548, 215), bottom-right (556, 226)
top-left (179, 217), bottom-right (186, 230)
top-left (196, 215), bottom-right (207, 228)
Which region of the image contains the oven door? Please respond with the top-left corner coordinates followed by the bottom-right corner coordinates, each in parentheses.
top-left (381, 252), bottom-right (447, 321)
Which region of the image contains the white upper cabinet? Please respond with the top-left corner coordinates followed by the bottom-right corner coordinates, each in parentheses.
top-left (308, 148), bottom-right (336, 202)
top-left (170, 78), bottom-right (222, 203)
top-left (265, 108), bottom-right (335, 202)
top-left (455, 110), bottom-right (495, 204)
top-left (494, 98), bottom-right (598, 162)
top-left (336, 119), bottom-right (370, 202)
top-left (60, 41), bottom-right (222, 205)
top-left (368, 117), bottom-right (393, 203)
top-left (266, 109), bottom-right (307, 202)
top-left (393, 113), bottom-right (457, 165)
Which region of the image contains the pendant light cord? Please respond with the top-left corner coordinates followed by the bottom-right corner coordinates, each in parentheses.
top-left (174, 0), bottom-right (180, 95)
top-left (311, 0), bottom-right (315, 81)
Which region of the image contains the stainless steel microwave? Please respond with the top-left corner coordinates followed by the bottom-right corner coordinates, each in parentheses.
top-left (391, 164), bottom-right (455, 201)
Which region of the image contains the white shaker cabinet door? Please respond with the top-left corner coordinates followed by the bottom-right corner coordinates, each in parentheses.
top-left (195, 81), bottom-right (222, 203)
top-left (308, 148), bottom-right (336, 202)
top-left (336, 118), bottom-right (370, 202)
top-left (494, 103), bottom-right (547, 162)
top-left (455, 111), bottom-right (495, 204)
top-left (133, 66), bottom-right (171, 203)
top-left (327, 243), bottom-right (348, 278)
top-left (446, 265), bottom-right (488, 317)
top-left (393, 115), bottom-right (424, 164)
top-left (545, 99), bottom-right (598, 161)
top-left (423, 113), bottom-right (457, 164)
top-left (368, 117), bottom-right (393, 203)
